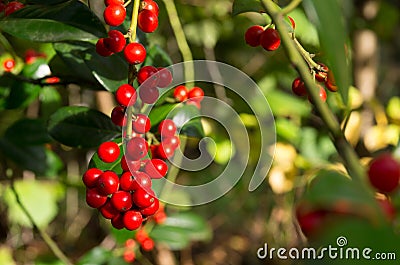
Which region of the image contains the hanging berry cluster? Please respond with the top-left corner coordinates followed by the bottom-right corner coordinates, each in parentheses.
top-left (82, 0), bottom-right (187, 231)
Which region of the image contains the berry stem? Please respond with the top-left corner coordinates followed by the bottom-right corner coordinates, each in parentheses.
top-left (162, 0), bottom-right (194, 86)
top-left (128, 0), bottom-right (141, 43)
top-left (280, 0), bottom-right (302, 15)
top-left (261, 0), bottom-right (367, 187)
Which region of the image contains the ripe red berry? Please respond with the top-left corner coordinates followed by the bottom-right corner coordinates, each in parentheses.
top-left (187, 99), bottom-right (201, 109)
top-left (104, 30), bottom-right (126, 53)
top-left (144, 159), bottom-right (168, 179)
top-left (111, 190), bottom-right (133, 212)
top-left (158, 119), bottom-right (177, 138)
top-left (260, 28), bottom-right (281, 51)
top-left (3, 59), bottom-right (15, 72)
top-left (104, 0), bottom-right (124, 6)
top-left (120, 172), bottom-right (135, 191)
top-left (157, 67), bottom-right (173, 88)
top-left (154, 144), bottom-right (174, 160)
top-left (121, 155), bottom-right (141, 172)
top-left (99, 199), bottom-right (120, 219)
top-left (111, 213), bottom-right (125, 230)
top-left (140, 198), bottom-right (159, 216)
top-left (4, 1), bottom-right (24, 16)
top-left (162, 136), bottom-right (180, 149)
top-left (115, 84), bottom-right (137, 107)
top-left (86, 188), bottom-right (108, 208)
top-left (125, 238), bottom-right (137, 248)
top-left (188, 87), bottom-right (204, 102)
top-left (368, 154), bottom-right (400, 193)
top-left (292, 77), bottom-right (307, 97)
top-left (296, 208), bottom-right (327, 237)
top-left (126, 137), bottom-right (149, 161)
top-left (131, 171), bottom-right (152, 191)
top-left (124, 42), bottom-right (146, 65)
top-left (111, 105), bottom-right (126, 126)
top-left (244, 25), bottom-right (264, 47)
top-left (123, 210), bottom-right (143, 230)
top-left (325, 70), bottom-right (338, 92)
top-left (315, 63), bottom-right (329, 82)
top-left (0, 2), bottom-right (6, 13)
top-left (132, 188), bottom-right (155, 208)
top-left (138, 9), bottom-right (159, 33)
top-left (98, 141), bottom-right (120, 163)
top-left (139, 86), bottom-right (159, 104)
top-left (96, 38), bottom-right (113, 57)
top-left (123, 250), bottom-right (136, 263)
top-left (137, 65), bottom-right (159, 85)
top-left (135, 229), bottom-right (148, 243)
top-left (104, 4), bottom-right (126, 27)
top-left (83, 168), bottom-right (103, 188)
top-left (97, 171), bottom-right (119, 195)
top-left (173, 85), bottom-right (188, 102)
top-left (141, 237), bottom-right (155, 251)
top-left (308, 85), bottom-right (327, 103)
top-left (133, 114), bottom-right (151, 134)
top-left (288, 16), bottom-right (296, 30)
top-left (153, 210), bottom-right (167, 224)
top-left (141, 0), bottom-right (159, 16)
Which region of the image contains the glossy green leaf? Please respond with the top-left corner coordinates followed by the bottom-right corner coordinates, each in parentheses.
top-left (144, 45), bottom-right (173, 67)
top-left (150, 226), bottom-right (190, 250)
top-left (48, 106), bottom-right (120, 148)
top-left (162, 212), bottom-right (212, 241)
top-left (232, 0), bottom-right (264, 16)
top-left (303, 0), bottom-right (350, 104)
top-left (39, 86), bottom-right (62, 120)
top-left (5, 118), bottom-right (52, 145)
top-left (4, 82), bottom-right (41, 110)
top-left (148, 103), bottom-right (179, 127)
top-left (77, 247), bottom-right (112, 265)
top-left (88, 138), bottom-right (123, 174)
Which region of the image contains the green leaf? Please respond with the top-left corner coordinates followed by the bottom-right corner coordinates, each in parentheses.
top-left (39, 86), bottom-right (62, 120)
top-left (232, 0), bottom-right (264, 16)
top-left (110, 228), bottom-right (135, 245)
top-left (5, 119), bottom-right (52, 146)
top-left (48, 106), bottom-right (120, 148)
top-left (169, 104), bottom-right (204, 137)
top-left (303, 0), bottom-right (350, 104)
top-left (264, 89), bottom-right (311, 117)
top-left (77, 247), bottom-right (112, 265)
top-left (88, 138), bottom-right (123, 174)
top-left (148, 103), bottom-right (179, 127)
top-left (149, 226), bottom-right (190, 250)
top-left (144, 45), bottom-right (173, 67)
top-left (3, 180), bottom-right (64, 228)
top-left (4, 82), bottom-right (41, 110)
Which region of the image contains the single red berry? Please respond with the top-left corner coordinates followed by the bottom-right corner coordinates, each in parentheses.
top-left (0, 2), bottom-right (6, 13)
top-left (98, 141), bottom-right (120, 163)
top-left (104, 0), bottom-right (124, 6)
top-left (173, 85), bottom-right (188, 102)
top-left (123, 210), bottom-right (143, 230)
top-left (115, 84), bottom-right (137, 107)
top-left (288, 16), bottom-right (296, 30)
top-left (325, 70), bottom-right (338, 92)
top-left (120, 172), bottom-right (135, 191)
top-left (97, 171), bottom-right (120, 195)
top-left (121, 155), bottom-right (141, 172)
top-left (44, 77), bottom-right (61, 84)
top-left (296, 206), bottom-right (328, 237)
top-left (83, 168), bottom-right (103, 188)
top-left (111, 190), bottom-right (133, 212)
top-left (156, 67), bottom-right (173, 88)
top-left (141, 237), bottom-right (155, 251)
top-left (368, 154), bottom-right (400, 193)
top-left (162, 136), bottom-right (180, 150)
top-left (153, 210), bottom-right (167, 224)
top-left (96, 38), bottom-right (113, 57)
top-left (4, 1), bottom-right (24, 16)
top-left (123, 250), bottom-right (136, 263)
top-left (260, 28), bottom-right (281, 51)
top-left (188, 87), bottom-right (204, 102)
top-left (308, 85), bottom-right (327, 103)
top-left (144, 159), bottom-right (168, 179)
top-left (154, 144), bottom-right (174, 160)
top-left (104, 30), bottom-right (126, 53)
top-left (139, 85), bottom-right (159, 104)
top-left (135, 229), bottom-right (148, 243)
top-left (111, 105), bottom-right (126, 126)
top-left (140, 198), bottom-right (159, 216)
top-left (124, 42), bottom-right (146, 65)
top-left (137, 65), bottom-right (159, 85)
top-left (315, 63), bottom-right (329, 82)
top-left (138, 9), bottom-right (159, 33)
top-left (131, 171), bottom-right (152, 191)
top-left (103, 4), bottom-right (126, 27)
top-left (132, 188), bottom-right (155, 208)
top-left (158, 119), bottom-right (177, 138)
top-left (3, 59), bottom-right (15, 72)
top-left (141, 0), bottom-right (159, 16)
top-left (99, 199), bottom-right (120, 219)
top-left (111, 213), bottom-right (125, 230)
top-left (126, 137), bottom-right (149, 161)
top-left (186, 99), bottom-right (201, 109)
top-left (133, 114), bottom-right (151, 134)
top-left (86, 188), bottom-right (108, 208)
top-left (291, 77), bottom-right (307, 97)
top-left (125, 238), bottom-right (137, 249)
top-left (244, 25), bottom-right (264, 47)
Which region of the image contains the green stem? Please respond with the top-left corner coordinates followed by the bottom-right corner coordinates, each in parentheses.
top-left (281, 0), bottom-right (302, 14)
top-left (162, 0), bottom-right (194, 85)
top-left (128, 0), bottom-right (141, 43)
top-left (261, 0), bottom-right (366, 185)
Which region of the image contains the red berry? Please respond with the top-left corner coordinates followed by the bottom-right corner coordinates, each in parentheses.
top-left (144, 159), bottom-right (168, 179)
top-left (133, 114), bottom-right (151, 134)
top-left (325, 70), bottom-right (338, 92)
top-left (126, 137), bottom-right (149, 161)
top-left (3, 59), bottom-right (15, 72)
top-left (140, 198), bottom-right (159, 216)
top-left (260, 28), bottom-right (281, 51)
top-left (157, 67), bottom-right (173, 88)
top-left (139, 85), bottom-right (159, 104)
top-left (115, 84), bottom-right (137, 107)
top-left (131, 171), bottom-right (152, 191)
top-left (138, 9), bottom-right (159, 33)
top-left (98, 141), bottom-right (120, 163)
top-left (368, 154), bottom-right (400, 193)
top-left (162, 136), bottom-right (180, 149)
top-left (123, 250), bottom-right (136, 263)
top-left (83, 168), bottom-right (103, 188)
top-left (141, 0), bottom-right (159, 16)
top-left (244, 25), bottom-right (264, 47)
top-left (0, 2), bottom-right (6, 13)
top-left (288, 16), bottom-right (296, 30)
top-left (291, 77), bottom-right (307, 97)
top-left (296, 206), bottom-right (327, 237)
top-left (188, 87), bottom-right (204, 102)
top-left (111, 213), bottom-right (125, 229)
top-left (4, 1), bottom-right (24, 16)
top-left (111, 105), bottom-right (126, 126)
top-left (141, 237), bottom-right (155, 251)
top-left (104, 30), bottom-right (126, 53)
top-left (97, 171), bottom-right (119, 195)
top-left (173, 85), bottom-right (188, 102)
top-left (121, 155), bottom-right (141, 172)
top-left (104, 0), bottom-right (124, 6)
top-left (187, 99), bottom-right (201, 109)
top-left (132, 188), bottom-right (155, 208)
top-left (137, 65), bottom-right (159, 85)
top-left (86, 188), bottom-right (108, 208)
top-left (99, 199), bottom-right (120, 219)
top-left (103, 4), bottom-right (126, 27)
top-left (125, 238), bottom-right (137, 248)
top-left (308, 85), bottom-right (327, 103)
top-left (153, 210), bottom-right (167, 224)
top-left (315, 63), bottom-right (329, 82)
top-left (111, 190), bottom-right (133, 212)
top-left (123, 210), bottom-right (143, 230)
top-left (158, 119), bottom-right (177, 138)
top-left (96, 38), bottom-right (113, 57)
top-left (124, 42), bottom-right (146, 65)
top-left (154, 144), bottom-right (174, 160)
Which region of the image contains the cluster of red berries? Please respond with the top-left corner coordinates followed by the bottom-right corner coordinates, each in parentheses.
top-left (291, 63), bottom-right (337, 103)
top-left (172, 85), bottom-right (204, 109)
top-left (96, 0), bottom-right (159, 65)
top-left (0, 0), bottom-right (24, 16)
top-left (122, 228), bottom-right (158, 262)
